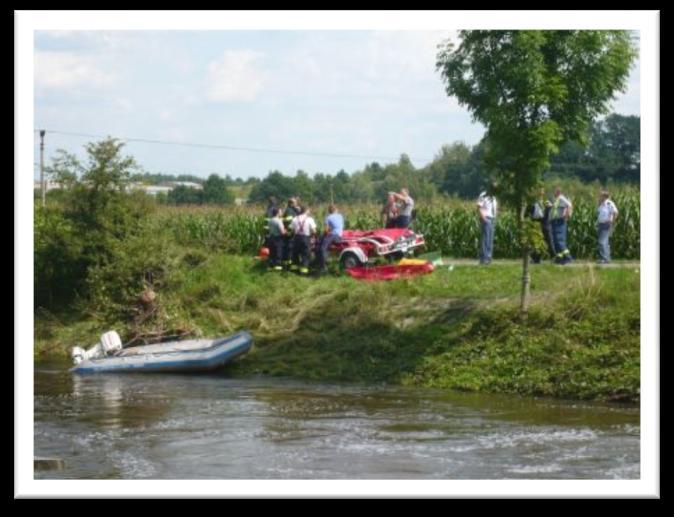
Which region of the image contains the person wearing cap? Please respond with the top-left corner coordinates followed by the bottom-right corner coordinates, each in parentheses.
top-left (597, 190), bottom-right (619, 264)
top-left (290, 206), bottom-right (317, 275)
top-left (477, 190), bottom-right (498, 264)
top-left (317, 204), bottom-right (344, 274)
top-left (550, 186), bottom-right (573, 264)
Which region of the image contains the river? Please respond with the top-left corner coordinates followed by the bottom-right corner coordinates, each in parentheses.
top-left (34, 366), bottom-right (639, 480)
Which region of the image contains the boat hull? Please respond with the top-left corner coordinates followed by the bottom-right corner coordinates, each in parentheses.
top-left (70, 331), bottom-right (253, 374)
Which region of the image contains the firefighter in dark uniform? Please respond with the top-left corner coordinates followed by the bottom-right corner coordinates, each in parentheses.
top-left (281, 197), bottom-right (301, 270)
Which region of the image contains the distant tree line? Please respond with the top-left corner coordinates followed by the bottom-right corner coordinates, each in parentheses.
top-left (44, 113), bottom-right (638, 208)
top-left (162, 175), bottom-right (235, 205)
top-left (244, 113), bottom-right (639, 204)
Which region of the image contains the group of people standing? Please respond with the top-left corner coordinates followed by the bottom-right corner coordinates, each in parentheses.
top-left (264, 196), bottom-right (344, 276)
top-left (264, 188), bottom-right (415, 276)
top-left (263, 184), bottom-right (620, 274)
top-left (477, 187), bottom-right (620, 265)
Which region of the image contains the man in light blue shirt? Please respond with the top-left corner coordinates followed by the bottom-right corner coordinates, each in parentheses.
top-left (477, 190), bottom-right (497, 264)
top-left (317, 204), bottom-right (344, 274)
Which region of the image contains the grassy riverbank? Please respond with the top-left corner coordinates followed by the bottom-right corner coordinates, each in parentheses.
top-left (35, 255), bottom-right (640, 403)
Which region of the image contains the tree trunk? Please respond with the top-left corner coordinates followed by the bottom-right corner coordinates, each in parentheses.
top-left (519, 203), bottom-right (531, 317)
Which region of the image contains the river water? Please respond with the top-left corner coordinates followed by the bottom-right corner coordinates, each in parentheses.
top-left (34, 366), bottom-right (640, 480)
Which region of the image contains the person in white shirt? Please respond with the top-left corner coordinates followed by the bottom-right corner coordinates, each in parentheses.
top-left (597, 190), bottom-right (619, 264)
top-left (550, 186), bottom-right (574, 264)
top-left (290, 206), bottom-right (317, 275)
top-left (477, 190), bottom-right (498, 264)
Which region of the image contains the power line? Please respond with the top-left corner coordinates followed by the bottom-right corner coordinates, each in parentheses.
top-left (35, 129), bottom-right (432, 164)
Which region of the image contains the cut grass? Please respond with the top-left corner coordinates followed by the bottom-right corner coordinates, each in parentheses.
top-left (34, 254), bottom-right (640, 402)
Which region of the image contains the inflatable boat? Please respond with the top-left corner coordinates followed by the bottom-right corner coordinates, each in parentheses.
top-left (70, 330), bottom-right (253, 374)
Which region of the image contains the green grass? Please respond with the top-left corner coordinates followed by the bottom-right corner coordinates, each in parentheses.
top-left (35, 253), bottom-right (641, 402)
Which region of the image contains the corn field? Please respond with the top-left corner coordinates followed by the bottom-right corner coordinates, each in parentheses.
top-left (156, 192), bottom-right (640, 260)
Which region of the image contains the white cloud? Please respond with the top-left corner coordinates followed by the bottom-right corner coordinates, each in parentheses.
top-left (366, 30), bottom-right (453, 79)
top-left (34, 50), bottom-right (115, 90)
top-left (206, 50), bottom-right (266, 102)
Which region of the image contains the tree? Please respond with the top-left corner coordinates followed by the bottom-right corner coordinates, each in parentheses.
top-left (167, 185), bottom-right (203, 204)
top-left (36, 138), bottom-right (153, 307)
top-left (548, 114), bottom-right (640, 183)
top-left (202, 174), bottom-right (234, 204)
top-left (437, 30), bottom-right (637, 314)
top-left (589, 114), bottom-right (640, 183)
top-left (248, 171), bottom-right (296, 203)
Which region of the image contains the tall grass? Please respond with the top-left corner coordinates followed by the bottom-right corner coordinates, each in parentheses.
top-left (155, 190), bottom-right (640, 260)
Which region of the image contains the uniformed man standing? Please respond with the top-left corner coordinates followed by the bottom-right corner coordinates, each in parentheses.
top-left (290, 206), bottom-right (317, 275)
top-left (281, 197), bottom-right (301, 270)
top-left (550, 186), bottom-right (573, 264)
top-left (477, 190), bottom-right (498, 265)
top-left (266, 208), bottom-right (286, 271)
top-left (529, 188), bottom-right (556, 263)
top-left (597, 190), bottom-right (619, 264)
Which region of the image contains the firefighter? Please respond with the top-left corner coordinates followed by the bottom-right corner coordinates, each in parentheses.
top-left (529, 188), bottom-right (555, 263)
top-left (265, 196), bottom-right (279, 218)
top-left (290, 206), bottom-right (317, 275)
top-left (266, 208), bottom-right (285, 271)
top-left (281, 197), bottom-right (301, 269)
top-left (263, 196), bottom-right (279, 251)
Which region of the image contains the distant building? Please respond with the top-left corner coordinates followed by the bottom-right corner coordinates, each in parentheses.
top-left (164, 181), bottom-right (203, 190)
top-left (126, 182), bottom-right (202, 196)
top-left (34, 180), bottom-right (63, 191)
top-left (139, 185), bottom-right (173, 196)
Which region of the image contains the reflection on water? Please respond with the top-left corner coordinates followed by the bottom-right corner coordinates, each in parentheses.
top-left (34, 366), bottom-right (640, 480)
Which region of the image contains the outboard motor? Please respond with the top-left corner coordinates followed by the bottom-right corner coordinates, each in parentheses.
top-left (71, 331), bottom-right (123, 365)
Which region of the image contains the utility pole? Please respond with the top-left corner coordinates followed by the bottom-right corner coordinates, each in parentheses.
top-left (39, 130), bottom-right (46, 207)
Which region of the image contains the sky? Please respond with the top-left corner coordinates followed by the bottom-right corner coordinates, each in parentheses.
top-left (33, 30), bottom-right (641, 180)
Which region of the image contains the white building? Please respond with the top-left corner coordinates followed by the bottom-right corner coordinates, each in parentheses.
top-left (34, 180), bottom-right (63, 191)
top-left (166, 181), bottom-right (203, 190)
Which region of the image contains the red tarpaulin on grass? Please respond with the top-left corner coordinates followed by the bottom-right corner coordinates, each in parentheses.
top-left (345, 262), bottom-right (435, 281)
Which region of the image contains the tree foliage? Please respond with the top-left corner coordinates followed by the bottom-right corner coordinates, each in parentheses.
top-left (436, 30), bottom-right (637, 313)
top-left (436, 30), bottom-right (637, 208)
top-left (36, 138), bottom-right (155, 309)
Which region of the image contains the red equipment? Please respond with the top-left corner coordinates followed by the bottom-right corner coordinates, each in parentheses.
top-left (328, 228), bottom-right (425, 270)
top-left (345, 261), bottom-right (435, 281)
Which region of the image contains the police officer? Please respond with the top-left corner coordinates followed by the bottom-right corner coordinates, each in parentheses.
top-left (477, 190), bottom-right (498, 264)
top-left (550, 186), bottom-right (573, 264)
top-left (597, 190), bottom-right (619, 264)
